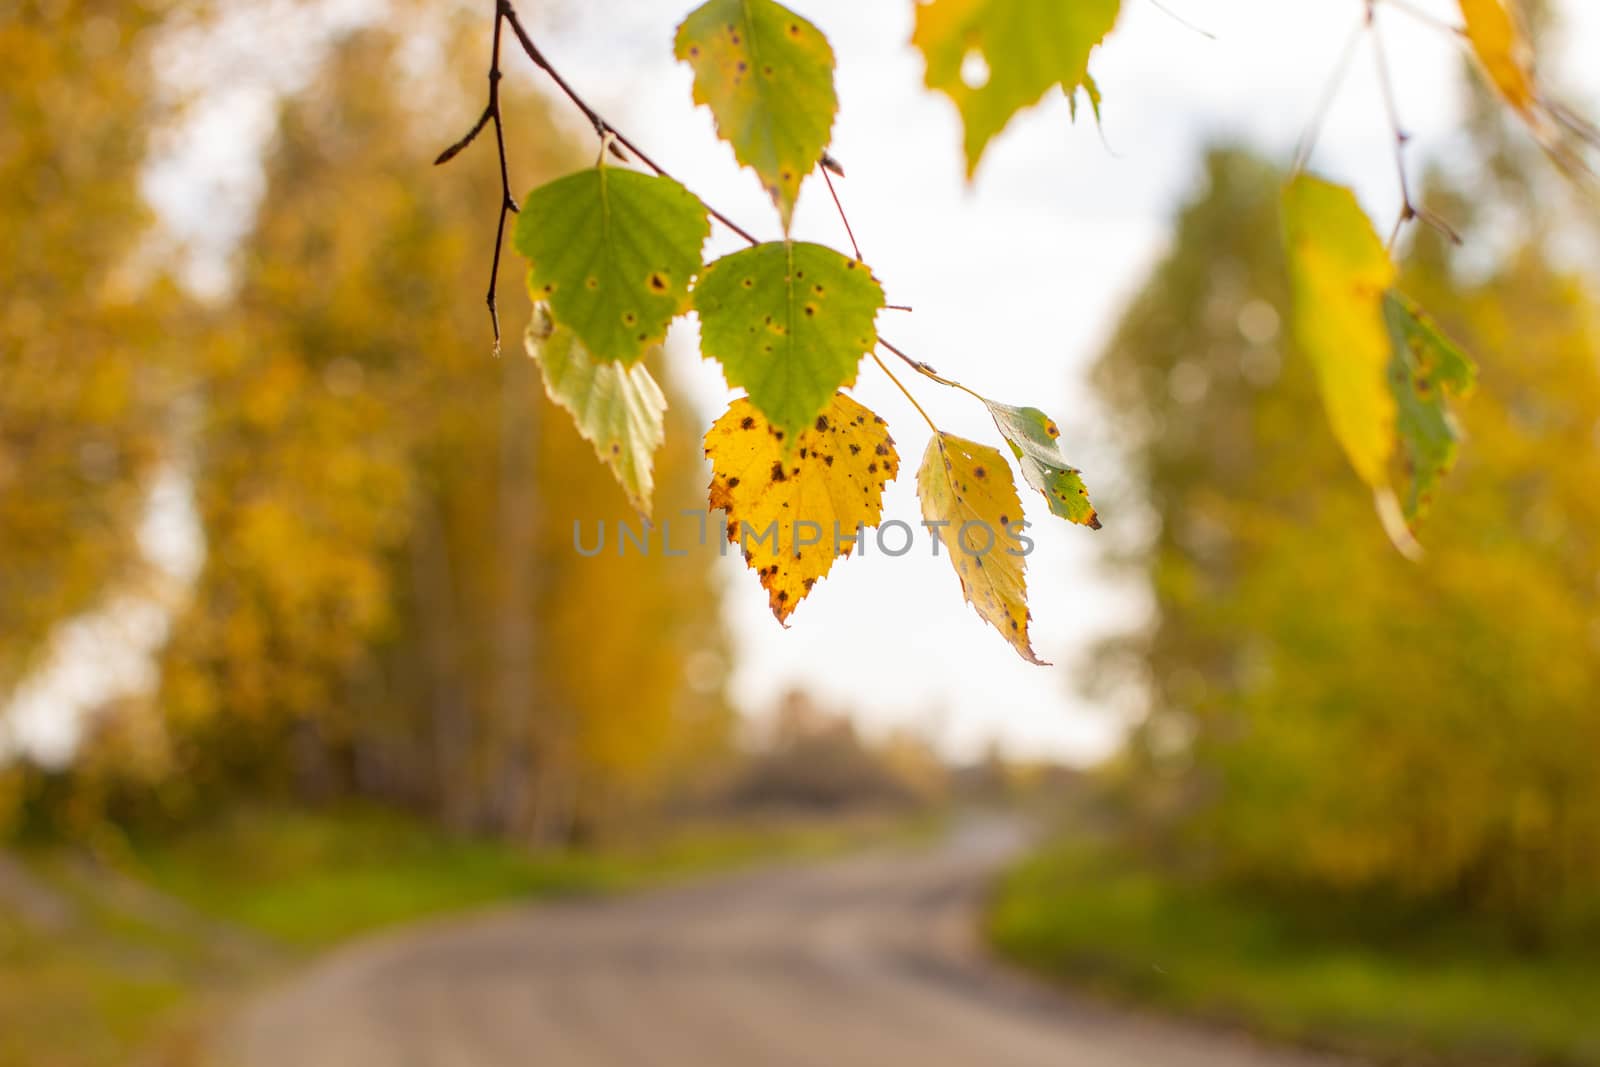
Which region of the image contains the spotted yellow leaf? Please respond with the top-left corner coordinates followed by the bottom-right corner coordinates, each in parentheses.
top-left (916, 432), bottom-right (1043, 665)
top-left (1281, 175), bottom-right (1397, 490)
top-left (705, 393), bottom-right (897, 624)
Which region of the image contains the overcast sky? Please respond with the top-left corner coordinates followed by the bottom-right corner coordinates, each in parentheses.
top-left (15, 0), bottom-right (1597, 766)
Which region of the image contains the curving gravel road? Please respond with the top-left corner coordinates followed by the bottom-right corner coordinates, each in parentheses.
top-left (219, 819), bottom-right (1352, 1067)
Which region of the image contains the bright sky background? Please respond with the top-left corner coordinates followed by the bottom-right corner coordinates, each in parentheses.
top-left (9, 0), bottom-right (1599, 766)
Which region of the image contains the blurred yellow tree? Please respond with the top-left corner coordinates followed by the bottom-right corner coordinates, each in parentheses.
top-left (0, 3), bottom-right (179, 695)
top-left (148, 21), bottom-right (732, 839)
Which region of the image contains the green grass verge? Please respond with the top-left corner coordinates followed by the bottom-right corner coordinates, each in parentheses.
top-left (1, 805), bottom-right (927, 1067)
top-left (988, 841), bottom-right (1600, 1066)
top-left (134, 805), bottom-right (919, 948)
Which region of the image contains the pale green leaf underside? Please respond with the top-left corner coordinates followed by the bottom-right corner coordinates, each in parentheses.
top-left (914, 0), bottom-right (1121, 176)
top-left (526, 306), bottom-right (667, 517)
top-left (984, 400), bottom-right (1101, 528)
top-left (1281, 174), bottom-right (1397, 490)
top-left (1384, 291), bottom-right (1477, 525)
top-left (675, 0), bottom-right (838, 230)
top-left (694, 241), bottom-right (884, 443)
top-left (514, 167), bottom-right (710, 365)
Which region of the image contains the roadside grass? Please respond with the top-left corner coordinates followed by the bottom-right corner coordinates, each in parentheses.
top-left (135, 804), bottom-right (924, 948)
top-left (988, 840), bottom-right (1600, 1066)
top-left (0, 804), bottom-right (929, 1067)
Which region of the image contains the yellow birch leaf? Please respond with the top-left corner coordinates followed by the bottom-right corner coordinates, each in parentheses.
top-left (705, 392), bottom-right (898, 624)
top-left (1459, 0), bottom-right (1536, 116)
top-left (1281, 175), bottom-right (1397, 490)
top-left (916, 432), bottom-right (1044, 665)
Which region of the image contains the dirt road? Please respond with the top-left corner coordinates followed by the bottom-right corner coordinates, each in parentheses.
top-left (220, 819), bottom-right (1349, 1066)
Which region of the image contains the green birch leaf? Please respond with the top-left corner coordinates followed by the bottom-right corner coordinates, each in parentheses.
top-left (694, 241), bottom-right (884, 443)
top-left (1281, 174), bottom-right (1398, 490)
top-left (1384, 291), bottom-right (1477, 525)
top-left (913, 0), bottom-right (1122, 177)
top-left (514, 166), bottom-right (710, 365)
top-left (674, 0), bottom-right (838, 231)
top-left (526, 305), bottom-right (667, 517)
top-left (984, 400), bottom-right (1101, 528)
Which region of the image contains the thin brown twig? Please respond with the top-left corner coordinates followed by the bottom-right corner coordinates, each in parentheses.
top-left (820, 164), bottom-right (862, 261)
top-left (431, 5), bottom-right (520, 350)
top-left (1367, 1), bottom-right (1462, 248)
top-left (485, 9), bottom-right (518, 352)
top-left (1366, 1), bottom-right (1417, 247)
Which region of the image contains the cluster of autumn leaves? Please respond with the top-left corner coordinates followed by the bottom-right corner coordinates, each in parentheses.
top-left (506, 0), bottom-right (1583, 661)
top-left (511, 0), bottom-right (1105, 665)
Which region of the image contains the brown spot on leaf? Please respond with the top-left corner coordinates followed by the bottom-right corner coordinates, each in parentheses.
top-left (740, 416), bottom-right (755, 430)
top-left (770, 461), bottom-right (787, 483)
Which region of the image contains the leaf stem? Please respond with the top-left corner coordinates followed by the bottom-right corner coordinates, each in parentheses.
top-left (1291, 17), bottom-right (1365, 176)
top-left (1376, 0), bottom-right (1464, 38)
top-left (1367, 1), bottom-right (1462, 248)
top-left (871, 352), bottom-right (939, 434)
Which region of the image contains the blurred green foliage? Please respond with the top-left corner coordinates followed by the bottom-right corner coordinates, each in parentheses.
top-left (1091, 143), bottom-right (1600, 936)
top-left (990, 839), bottom-right (1600, 1066)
